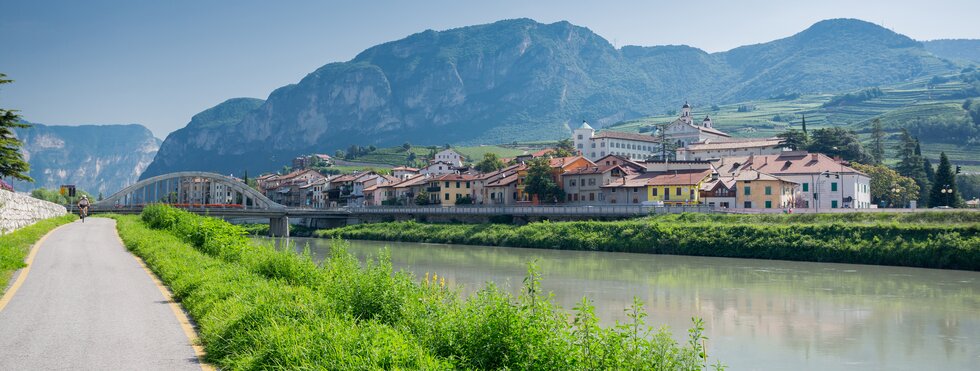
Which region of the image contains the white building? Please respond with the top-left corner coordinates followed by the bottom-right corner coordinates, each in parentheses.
top-left (676, 137), bottom-right (787, 161)
top-left (433, 149), bottom-right (464, 167)
top-left (663, 102), bottom-right (731, 147)
top-left (573, 121), bottom-right (660, 162)
top-left (419, 161), bottom-right (458, 176)
top-left (713, 151), bottom-right (872, 210)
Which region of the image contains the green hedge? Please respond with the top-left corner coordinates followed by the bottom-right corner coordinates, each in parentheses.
top-left (1, 214), bottom-right (77, 295)
top-left (318, 217), bottom-right (980, 271)
top-left (120, 204), bottom-right (721, 370)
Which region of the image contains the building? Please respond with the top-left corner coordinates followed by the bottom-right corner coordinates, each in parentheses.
top-left (516, 156), bottom-right (594, 203)
top-left (713, 151), bottom-right (872, 210)
top-left (292, 154), bottom-right (332, 170)
top-left (428, 174), bottom-right (476, 206)
top-left (643, 168), bottom-right (715, 205)
top-left (663, 102), bottom-right (731, 147)
top-left (392, 174), bottom-right (431, 205)
top-left (472, 164), bottom-right (524, 205)
top-left (419, 161), bottom-right (458, 176)
top-left (562, 156), bottom-right (644, 204)
top-left (734, 170), bottom-right (800, 209)
top-left (433, 149), bottom-right (464, 167)
top-left (573, 121), bottom-right (660, 162)
top-left (391, 166), bottom-right (420, 180)
top-left (600, 175), bottom-right (649, 204)
top-left (676, 137), bottom-right (786, 161)
top-left (260, 169), bottom-right (327, 207)
top-left (700, 175), bottom-right (736, 208)
top-left (484, 171), bottom-right (521, 205)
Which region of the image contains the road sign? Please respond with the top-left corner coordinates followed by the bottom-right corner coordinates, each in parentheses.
top-left (60, 185), bottom-right (76, 197)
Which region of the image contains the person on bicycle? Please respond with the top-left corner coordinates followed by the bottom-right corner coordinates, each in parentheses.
top-left (77, 195), bottom-right (90, 221)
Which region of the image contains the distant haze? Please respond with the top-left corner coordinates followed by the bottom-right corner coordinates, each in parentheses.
top-left (1, 0), bottom-right (978, 138)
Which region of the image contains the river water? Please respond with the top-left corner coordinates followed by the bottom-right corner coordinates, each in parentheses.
top-left (255, 237), bottom-right (979, 370)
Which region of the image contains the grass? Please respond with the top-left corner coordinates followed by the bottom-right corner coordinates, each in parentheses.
top-left (0, 214), bottom-right (77, 295)
top-left (113, 204), bottom-right (723, 370)
top-left (319, 212), bottom-right (980, 271)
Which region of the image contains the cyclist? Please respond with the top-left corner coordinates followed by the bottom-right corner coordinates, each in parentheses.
top-left (77, 195), bottom-right (90, 222)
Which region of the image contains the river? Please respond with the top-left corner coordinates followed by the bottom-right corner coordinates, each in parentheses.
top-left (255, 237), bottom-right (979, 370)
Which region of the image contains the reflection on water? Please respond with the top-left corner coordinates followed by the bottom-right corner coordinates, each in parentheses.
top-left (255, 237), bottom-right (980, 371)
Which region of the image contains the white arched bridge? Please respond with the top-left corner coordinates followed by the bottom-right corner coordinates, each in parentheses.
top-left (93, 171), bottom-right (717, 237)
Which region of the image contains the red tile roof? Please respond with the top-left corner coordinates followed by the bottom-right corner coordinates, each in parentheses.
top-left (713, 152), bottom-right (866, 176)
top-left (644, 169), bottom-right (714, 186)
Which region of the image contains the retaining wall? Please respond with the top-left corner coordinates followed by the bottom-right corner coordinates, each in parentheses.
top-left (0, 189), bottom-right (68, 234)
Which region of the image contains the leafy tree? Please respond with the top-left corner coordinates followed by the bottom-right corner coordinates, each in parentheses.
top-left (367, 145), bottom-right (377, 152)
top-left (554, 138), bottom-right (576, 157)
top-left (929, 152), bottom-right (962, 207)
top-left (30, 187), bottom-right (93, 205)
top-left (893, 129), bottom-right (930, 207)
top-left (474, 152), bottom-right (505, 173)
top-left (0, 73), bottom-right (32, 182)
top-left (956, 174), bottom-right (980, 201)
top-left (406, 152), bottom-right (417, 166)
top-left (523, 158), bottom-right (564, 204)
top-left (807, 127), bottom-right (869, 163)
top-left (851, 163), bottom-right (919, 208)
top-left (414, 190), bottom-right (430, 205)
top-left (402, 142), bottom-right (412, 151)
top-left (776, 129), bottom-right (808, 150)
top-left (334, 149), bottom-right (346, 159)
top-left (870, 118), bottom-right (885, 164)
top-left (454, 195), bottom-right (473, 205)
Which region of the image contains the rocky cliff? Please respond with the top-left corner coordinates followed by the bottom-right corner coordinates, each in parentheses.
top-left (13, 123), bottom-right (160, 195)
top-left (144, 18), bottom-right (962, 177)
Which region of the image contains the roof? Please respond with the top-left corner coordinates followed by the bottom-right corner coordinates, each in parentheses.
top-left (394, 174), bottom-right (430, 188)
top-left (601, 174), bottom-right (649, 188)
top-left (734, 169), bottom-right (799, 184)
top-left (681, 137), bottom-right (783, 151)
top-left (487, 172), bottom-right (520, 187)
top-left (712, 151), bottom-right (867, 177)
top-left (436, 173), bottom-right (476, 181)
top-left (593, 130), bottom-right (660, 143)
top-left (475, 164), bottom-right (524, 180)
top-left (594, 154), bottom-right (645, 171)
top-left (682, 101), bottom-right (691, 109)
top-left (700, 177), bottom-right (736, 191)
top-left (578, 121), bottom-right (594, 130)
top-left (644, 169), bottom-right (714, 186)
top-left (548, 156), bottom-right (593, 169)
top-left (391, 166), bottom-right (419, 172)
top-left (695, 124), bottom-right (730, 137)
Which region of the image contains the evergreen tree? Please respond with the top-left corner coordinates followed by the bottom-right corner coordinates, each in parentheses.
top-left (923, 158), bottom-right (935, 184)
top-left (0, 73), bottom-right (33, 182)
top-left (554, 138), bottom-right (576, 157)
top-left (893, 129), bottom-right (930, 207)
top-left (807, 128), bottom-right (869, 163)
top-left (776, 129), bottom-right (808, 150)
top-left (929, 152), bottom-right (962, 207)
top-left (870, 118), bottom-right (885, 164)
top-left (801, 114), bottom-right (808, 137)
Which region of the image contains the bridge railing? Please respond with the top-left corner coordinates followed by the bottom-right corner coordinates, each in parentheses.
top-left (345, 204), bottom-right (716, 216)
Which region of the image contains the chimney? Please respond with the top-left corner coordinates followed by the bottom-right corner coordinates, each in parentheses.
top-left (811, 153), bottom-right (818, 161)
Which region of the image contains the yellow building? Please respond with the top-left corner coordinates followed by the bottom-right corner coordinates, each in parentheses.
top-left (734, 170), bottom-right (799, 209)
top-left (428, 174), bottom-right (475, 206)
top-left (644, 169), bottom-right (714, 205)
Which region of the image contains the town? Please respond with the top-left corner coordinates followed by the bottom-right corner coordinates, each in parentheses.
top-left (254, 103), bottom-right (876, 212)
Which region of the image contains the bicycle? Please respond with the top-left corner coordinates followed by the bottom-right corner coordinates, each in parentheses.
top-left (79, 206), bottom-right (88, 222)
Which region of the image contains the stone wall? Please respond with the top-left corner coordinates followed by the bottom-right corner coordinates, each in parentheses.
top-left (0, 189), bottom-right (67, 235)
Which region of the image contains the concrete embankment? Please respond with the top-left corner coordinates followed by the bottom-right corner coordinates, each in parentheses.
top-left (0, 190), bottom-right (67, 235)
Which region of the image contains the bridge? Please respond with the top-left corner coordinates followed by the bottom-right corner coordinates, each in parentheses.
top-left (93, 171), bottom-right (717, 237)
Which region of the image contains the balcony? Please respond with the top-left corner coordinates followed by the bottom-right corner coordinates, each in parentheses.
top-left (426, 186), bottom-right (441, 193)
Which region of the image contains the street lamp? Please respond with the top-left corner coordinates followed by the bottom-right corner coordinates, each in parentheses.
top-left (891, 186), bottom-right (901, 208)
top-left (940, 184), bottom-right (952, 207)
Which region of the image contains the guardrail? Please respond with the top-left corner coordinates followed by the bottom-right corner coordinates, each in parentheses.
top-left (347, 204), bottom-right (717, 216)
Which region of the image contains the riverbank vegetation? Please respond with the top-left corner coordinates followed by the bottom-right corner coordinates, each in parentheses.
top-left (318, 212), bottom-right (980, 271)
top-left (0, 214), bottom-right (76, 294)
top-left (113, 205), bottom-right (722, 369)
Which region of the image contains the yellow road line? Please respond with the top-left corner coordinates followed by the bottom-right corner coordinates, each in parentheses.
top-left (0, 223), bottom-right (69, 312)
top-left (115, 230), bottom-right (215, 371)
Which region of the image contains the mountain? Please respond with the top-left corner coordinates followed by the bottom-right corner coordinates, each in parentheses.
top-left (144, 18), bottom-right (965, 177)
top-left (13, 123), bottom-right (161, 195)
top-left (923, 39), bottom-right (980, 64)
top-left (140, 98), bottom-right (264, 179)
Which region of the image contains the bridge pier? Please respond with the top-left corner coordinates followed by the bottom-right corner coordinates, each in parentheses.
top-left (269, 216), bottom-right (289, 238)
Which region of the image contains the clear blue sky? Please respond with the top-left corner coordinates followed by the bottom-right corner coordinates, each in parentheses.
top-left (1, 0), bottom-right (978, 138)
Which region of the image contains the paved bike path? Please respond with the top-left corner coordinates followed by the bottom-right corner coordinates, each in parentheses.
top-left (0, 218), bottom-right (201, 370)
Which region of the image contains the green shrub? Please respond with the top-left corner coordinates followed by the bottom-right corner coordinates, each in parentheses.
top-left (123, 205), bottom-right (721, 369)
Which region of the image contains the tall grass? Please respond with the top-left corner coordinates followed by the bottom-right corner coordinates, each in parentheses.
top-left (0, 214), bottom-right (76, 295)
top-left (117, 204), bottom-right (722, 370)
top-left (318, 215), bottom-right (980, 271)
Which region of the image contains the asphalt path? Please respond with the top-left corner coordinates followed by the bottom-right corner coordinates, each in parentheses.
top-left (0, 218), bottom-right (201, 370)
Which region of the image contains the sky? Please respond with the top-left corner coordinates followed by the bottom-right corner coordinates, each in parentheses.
top-left (1, 0), bottom-right (979, 139)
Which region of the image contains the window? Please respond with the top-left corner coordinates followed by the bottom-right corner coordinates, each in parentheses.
top-left (444, 193), bottom-right (449, 200)
top-left (831, 200), bottom-right (839, 208)
top-left (571, 180), bottom-right (577, 187)
top-left (577, 143), bottom-right (583, 149)
top-left (744, 201), bottom-right (752, 208)
top-left (567, 194), bottom-right (572, 201)
top-left (765, 186), bottom-right (772, 195)
top-left (456, 181), bottom-right (461, 188)
top-left (831, 182), bottom-right (838, 192)
top-left (600, 142), bottom-right (605, 147)
top-left (744, 186), bottom-right (751, 196)
top-left (589, 193), bottom-right (595, 201)
top-left (466, 182), bottom-right (471, 189)
top-left (652, 188), bottom-right (657, 196)
top-left (676, 187), bottom-right (682, 196)
top-left (600, 151), bottom-right (605, 156)
top-left (445, 181), bottom-right (450, 188)
top-left (803, 183), bottom-right (809, 192)
top-left (577, 134), bottom-right (583, 140)
top-left (591, 143), bottom-right (596, 148)
top-left (456, 194), bottom-right (461, 200)
top-left (588, 178), bottom-right (596, 186)
top-left (765, 200), bottom-right (772, 208)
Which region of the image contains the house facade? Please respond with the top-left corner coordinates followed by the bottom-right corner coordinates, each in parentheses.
top-left (433, 149), bottom-right (464, 167)
top-left (734, 170), bottom-right (800, 209)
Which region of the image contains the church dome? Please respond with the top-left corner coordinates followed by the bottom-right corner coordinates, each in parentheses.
top-left (682, 102), bottom-right (691, 109)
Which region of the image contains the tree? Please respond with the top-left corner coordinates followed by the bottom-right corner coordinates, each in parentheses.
top-left (923, 158), bottom-right (936, 184)
top-left (0, 73), bottom-right (32, 182)
top-left (367, 145), bottom-right (377, 152)
top-left (523, 158), bottom-right (564, 204)
top-left (801, 114), bottom-right (808, 136)
top-left (474, 152), bottom-right (505, 173)
top-left (870, 118), bottom-right (885, 164)
top-left (406, 152), bottom-right (417, 166)
top-left (956, 174), bottom-right (980, 201)
top-left (334, 149), bottom-right (346, 159)
top-left (776, 129), bottom-right (809, 150)
top-left (893, 129), bottom-right (930, 207)
top-left (851, 163), bottom-right (919, 208)
top-left (554, 138), bottom-right (576, 157)
top-left (414, 190), bottom-right (430, 205)
top-left (807, 128), bottom-right (869, 163)
top-left (656, 123), bottom-right (679, 161)
top-left (929, 152), bottom-right (962, 207)
top-left (402, 142), bottom-right (412, 151)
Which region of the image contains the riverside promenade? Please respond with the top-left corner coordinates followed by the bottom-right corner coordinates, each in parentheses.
top-left (0, 218), bottom-right (205, 370)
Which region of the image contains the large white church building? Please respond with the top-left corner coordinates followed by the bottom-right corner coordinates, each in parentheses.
top-left (573, 102), bottom-right (733, 162)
